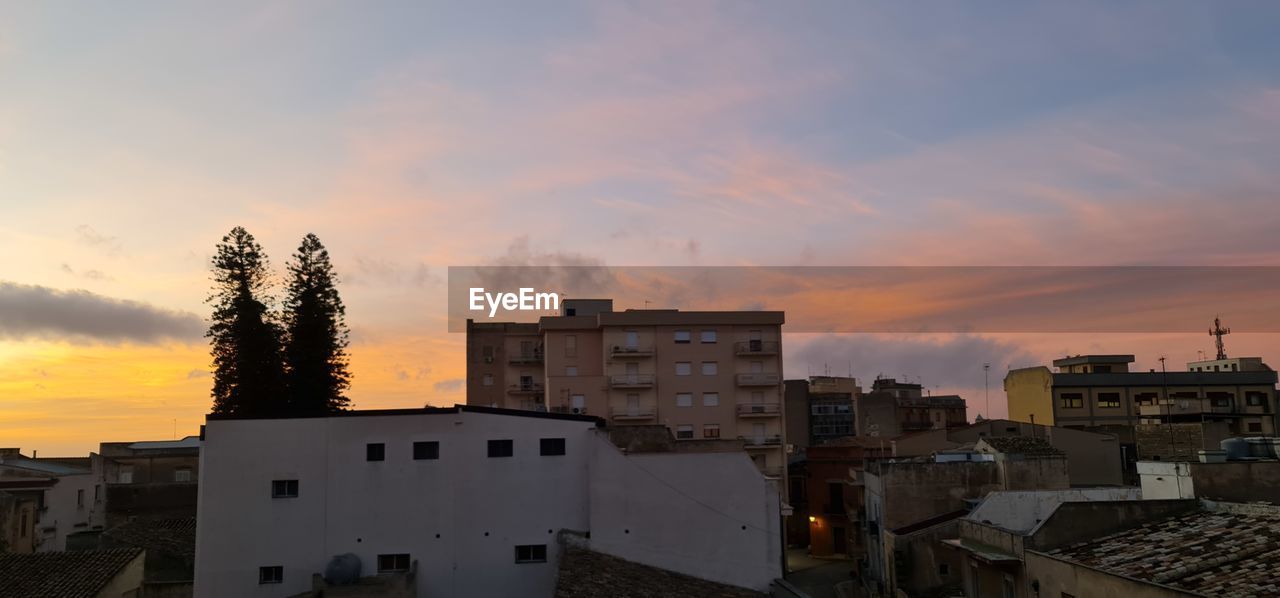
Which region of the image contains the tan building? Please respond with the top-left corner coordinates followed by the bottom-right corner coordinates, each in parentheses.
top-left (1005, 354), bottom-right (1279, 469)
top-left (466, 299), bottom-right (787, 477)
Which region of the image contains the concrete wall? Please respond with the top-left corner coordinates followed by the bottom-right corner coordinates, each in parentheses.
top-left (1137, 462), bottom-right (1194, 499)
top-left (885, 520), bottom-right (965, 596)
top-left (1024, 550), bottom-right (1197, 598)
top-left (1004, 367), bottom-right (1054, 426)
top-left (195, 410), bottom-right (782, 598)
top-left (587, 448), bottom-right (782, 591)
top-left (1140, 460), bottom-right (1280, 503)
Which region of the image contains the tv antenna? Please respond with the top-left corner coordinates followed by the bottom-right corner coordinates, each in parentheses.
top-left (1210, 317), bottom-right (1231, 360)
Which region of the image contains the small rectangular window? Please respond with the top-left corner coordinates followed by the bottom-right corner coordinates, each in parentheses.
top-left (1248, 422), bottom-right (1263, 433)
top-left (1097, 392), bottom-right (1121, 408)
top-left (564, 335), bottom-right (577, 357)
top-left (675, 362), bottom-right (692, 376)
top-left (482, 374), bottom-right (494, 386)
top-left (174, 468), bottom-right (192, 482)
top-left (540, 438), bottom-right (566, 456)
top-left (488, 439), bottom-right (514, 458)
top-left (377, 553), bottom-right (411, 573)
top-left (676, 393), bottom-right (693, 407)
top-left (1246, 392), bottom-right (1267, 406)
top-left (515, 544), bottom-right (547, 563)
top-left (1059, 393), bottom-right (1084, 409)
top-left (701, 361), bottom-right (718, 376)
top-left (702, 392), bottom-right (719, 407)
top-left (367, 443), bottom-right (386, 461)
top-left (271, 479), bottom-right (299, 498)
top-left (700, 330), bottom-right (717, 343)
top-left (703, 424), bottom-right (720, 438)
top-left (413, 441), bottom-right (440, 460)
top-left (674, 330), bottom-right (691, 343)
top-left (676, 425), bottom-right (694, 439)
top-left (77, 489), bottom-right (84, 507)
top-left (258, 566), bottom-right (283, 584)
top-left (565, 366), bottom-right (578, 376)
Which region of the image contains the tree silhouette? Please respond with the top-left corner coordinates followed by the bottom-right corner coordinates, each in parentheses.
top-left (207, 227), bottom-right (287, 416)
top-left (283, 233), bottom-right (351, 413)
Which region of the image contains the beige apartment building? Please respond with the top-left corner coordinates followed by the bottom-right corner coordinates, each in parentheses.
top-left (466, 299), bottom-right (787, 477)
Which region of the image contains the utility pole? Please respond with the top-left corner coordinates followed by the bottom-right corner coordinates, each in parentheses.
top-left (1160, 356), bottom-right (1176, 457)
top-left (983, 363), bottom-right (991, 420)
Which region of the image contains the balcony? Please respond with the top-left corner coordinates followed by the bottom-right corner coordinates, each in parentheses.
top-left (735, 340), bottom-right (780, 356)
top-left (508, 350), bottom-right (544, 366)
top-left (550, 405), bottom-right (589, 415)
top-left (507, 382), bottom-right (544, 395)
top-left (739, 435), bottom-right (783, 448)
top-left (610, 374), bottom-right (655, 388)
top-left (736, 403), bottom-right (781, 417)
top-left (610, 344), bottom-right (654, 358)
top-left (610, 407), bottom-right (657, 421)
top-left (736, 373), bottom-right (780, 387)
top-left (760, 466), bottom-right (784, 478)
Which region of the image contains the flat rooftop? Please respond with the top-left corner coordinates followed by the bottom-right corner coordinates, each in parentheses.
top-left (206, 404), bottom-right (605, 424)
top-left (1052, 355), bottom-right (1135, 367)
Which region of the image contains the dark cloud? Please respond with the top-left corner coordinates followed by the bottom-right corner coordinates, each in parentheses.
top-left (788, 333), bottom-right (1035, 390)
top-left (0, 281), bottom-right (203, 344)
top-left (433, 378), bottom-right (464, 393)
top-left (477, 236), bottom-right (617, 297)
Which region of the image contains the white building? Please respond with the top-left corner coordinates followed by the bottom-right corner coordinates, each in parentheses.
top-left (0, 449), bottom-right (108, 551)
top-left (194, 405), bottom-right (782, 597)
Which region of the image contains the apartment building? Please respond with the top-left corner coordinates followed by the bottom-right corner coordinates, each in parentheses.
top-left (1005, 354), bottom-right (1279, 450)
top-left (858, 378), bottom-right (968, 438)
top-left (783, 376), bottom-right (859, 450)
top-left (466, 299), bottom-right (787, 477)
top-left (193, 405), bottom-right (783, 597)
top-left (0, 449), bottom-right (108, 552)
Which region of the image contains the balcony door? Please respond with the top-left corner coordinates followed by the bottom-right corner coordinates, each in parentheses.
top-left (753, 422), bottom-right (766, 444)
top-left (625, 361), bottom-right (639, 384)
top-left (625, 330), bottom-right (639, 349)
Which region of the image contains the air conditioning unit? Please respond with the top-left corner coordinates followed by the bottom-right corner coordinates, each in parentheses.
top-left (572, 407), bottom-right (586, 414)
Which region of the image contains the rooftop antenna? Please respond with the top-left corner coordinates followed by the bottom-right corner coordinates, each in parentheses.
top-left (1210, 317), bottom-right (1231, 360)
top-left (644, 299), bottom-right (652, 309)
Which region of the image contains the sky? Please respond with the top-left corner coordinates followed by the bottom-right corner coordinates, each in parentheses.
top-left (2, 1), bottom-right (1280, 454)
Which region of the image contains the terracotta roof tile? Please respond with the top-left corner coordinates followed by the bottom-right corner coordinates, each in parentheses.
top-left (0, 548), bottom-right (142, 597)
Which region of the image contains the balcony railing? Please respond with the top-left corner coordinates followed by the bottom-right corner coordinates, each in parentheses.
top-left (735, 340), bottom-right (780, 356)
top-left (736, 403), bottom-right (781, 417)
top-left (610, 374), bottom-right (655, 388)
top-left (736, 373), bottom-right (780, 387)
top-left (550, 405), bottom-right (588, 415)
top-left (507, 383), bottom-right (544, 395)
top-left (610, 345), bottom-right (654, 357)
top-left (610, 407), bottom-right (657, 420)
top-left (508, 351), bottom-right (544, 366)
top-left (739, 435), bottom-right (783, 447)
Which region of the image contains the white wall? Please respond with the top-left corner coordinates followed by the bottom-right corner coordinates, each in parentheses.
top-left (587, 443), bottom-right (782, 591)
top-left (195, 409), bottom-right (783, 597)
top-left (1137, 461), bottom-right (1194, 499)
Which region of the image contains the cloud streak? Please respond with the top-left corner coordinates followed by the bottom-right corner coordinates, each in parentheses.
top-left (0, 281), bottom-right (203, 344)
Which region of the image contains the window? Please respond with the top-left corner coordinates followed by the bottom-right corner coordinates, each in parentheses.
top-left (515, 544), bottom-right (547, 563)
top-left (540, 438), bottom-right (566, 456)
top-left (674, 330), bottom-right (691, 344)
top-left (258, 566), bottom-right (283, 584)
top-left (367, 443), bottom-right (386, 461)
top-left (700, 330), bottom-right (717, 343)
top-left (1248, 422), bottom-right (1263, 433)
top-left (271, 479), bottom-right (299, 498)
top-left (94, 484), bottom-right (101, 502)
top-left (938, 563), bottom-right (949, 576)
top-left (565, 366), bottom-right (578, 377)
top-left (1209, 392), bottom-right (1234, 408)
top-left (1093, 365), bottom-right (1112, 373)
top-left (703, 424), bottom-right (720, 438)
top-left (482, 373), bottom-right (494, 386)
top-left (1135, 392), bottom-right (1159, 405)
top-left (676, 393), bottom-right (693, 407)
top-left (174, 468), bottom-right (192, 482)
top-left (77, 489), bottom-right (84, 507)
top-left (377, 554), bottom-right (411, 573)
top-left (570, 394), bottom-right (586, 410)
top-left (413, 441), bottom-right (440, 460)
top-left (675, 362), bottom-right (692, 376)
top-left (488, 439), bottom-right (514, 458)
top-left (564, 335), bottom-right (577, 357)
top-left (702, 392), bottom-right (719, 407)
top-left (119, 467), bottom-right (134, 484)
top-left (481, 345), bottom-right (494, 362)
top-left (1059, 393), bottom-right (1084, 409)
top-left (1097, 392), bottom-right (1121, 408)
top-left (676, 425), bottom-right (694, 439)
top-left (701, 361), bottom-right (718, 376)
top-left (1246, 391), bottom-right (1267, 406)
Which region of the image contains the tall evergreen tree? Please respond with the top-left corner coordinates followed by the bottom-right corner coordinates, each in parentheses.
top-left (283, 233), bottom-right (351, 414)
top-left (207, 227), bottom-right (287, 416)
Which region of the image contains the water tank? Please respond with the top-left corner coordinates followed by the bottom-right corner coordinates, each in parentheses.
top-left (1220, 438), bottom-right (1249, 460)
top-left (1244, 437), bottom-right (1279, 459)
top-left (324, 553), bottom-right (362, 585)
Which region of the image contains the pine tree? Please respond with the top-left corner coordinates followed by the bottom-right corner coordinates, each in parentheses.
top-left (207, 227), bottom-right (287, 416)
top-left (283, 233), bottom-right (352, 414)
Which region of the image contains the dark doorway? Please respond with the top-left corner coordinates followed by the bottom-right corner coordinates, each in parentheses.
top-left (833, 526), bottom-right (847, 554)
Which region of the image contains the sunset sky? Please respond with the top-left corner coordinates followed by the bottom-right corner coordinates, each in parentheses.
top-left (3, 2), bottom-right (1280, 454)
